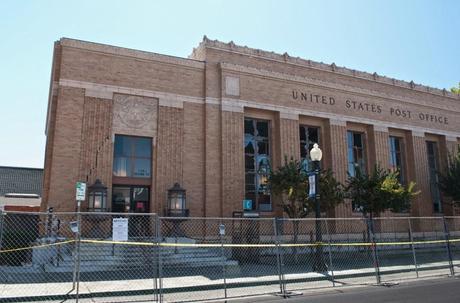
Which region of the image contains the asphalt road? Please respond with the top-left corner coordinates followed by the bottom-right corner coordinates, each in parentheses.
top-left (229, 277), bottom-right (460, 303)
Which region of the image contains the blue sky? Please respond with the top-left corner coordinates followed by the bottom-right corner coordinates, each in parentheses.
top-left (0, 0), bottom-right (459, 168)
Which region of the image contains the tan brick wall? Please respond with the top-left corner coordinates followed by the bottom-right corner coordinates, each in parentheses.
top-left (183, 102), bottom-right (205, 216)
top-left (372, 129), bottom-right (390, 168)
top-left (326, 121), bottom-right (350, 218)
top-left (279, 118), bottom-right (300, 162)
top-left (155, 106), bottom-right (184, 214)
top-left (202, 104), bottom-right (222, 217)
top-left (78, 96), bottom-right (113, 209)
top-left (60, 46), bottom-right (204, 98)
top-left (221, 110), bottom-right (244, 216)
top-left (46, 87), bottom-right (85, 212)
top-left (408, 134), bottom-right (431, 216)
top-left (42, 38), bottom-right (460, 220)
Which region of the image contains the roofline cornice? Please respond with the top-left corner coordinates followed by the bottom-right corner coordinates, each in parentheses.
top-left (220, 62), bottom-right (460, 114)
top-left (194, 36), bottom-right (460, 101)
top-left (59, 38), bottom-right (205, 70)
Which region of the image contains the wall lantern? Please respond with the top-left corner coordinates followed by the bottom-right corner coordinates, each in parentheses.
top-left (87, 179), bottom-right (108, 211)
top-left (167, 183), bottom-right (189, 217)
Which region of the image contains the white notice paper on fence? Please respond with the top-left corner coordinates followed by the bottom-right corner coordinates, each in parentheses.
top-left (112, 218), bottom-right (128, 242)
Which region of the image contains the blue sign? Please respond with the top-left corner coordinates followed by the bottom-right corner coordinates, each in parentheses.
top-left (243, 199), bottom-right (253, 211)
top-left (308, 174), bottom-right (316, 198)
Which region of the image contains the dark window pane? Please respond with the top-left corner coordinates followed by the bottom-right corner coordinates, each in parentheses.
top-left (134, 137), bottom-right (151, 158)
top-left (112, 187), bottom-right (130, 212)
top-left (114, 135), bottom-right (131, 157)
top-left (113, 157), bottom-right (131, 177)
top-left (308, 128), bottom-right (319, 144)
top-left (244, 119), bottom-right (254, 135)
top-left (245, 173), bottom-right (255, 185)
top-left (245, 155), bottom-right (255, 170)
top-left (257, 141), bottom-right (267, 155)
top-left (300, 144), bottom-right (308, 158)
top-left (133, 159), bottom-right (151, 177)
top-left (258, 195), bottom-right (271, 211)
top-left (299, 126), bottom-right (306, 141)
top-left (354, 133), bottom-right (362, 147)
top-left (113, 135), bottom-right (152, 178)
top-left (394, 137), bottom-right (400, 151)
top-left (245, 138), bottom-right (255, 154)
top-left (132, 187), bottom-right (149, 202)
top-left (256, 121), bottom-right (269, 138)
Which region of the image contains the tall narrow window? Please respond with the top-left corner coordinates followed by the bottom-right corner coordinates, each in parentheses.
top-left (347, 131), bottom-right (366, 177)
top-left (113, 135), bottom-right (152, 178)
top-left (244, 118), bottom-right (271, 211)
top-left (426, 141), bottom-right (442, 213)
top-left (389, 136), bottom-right (405, 184)
top-left (299, 126), bottom-right (320, 172)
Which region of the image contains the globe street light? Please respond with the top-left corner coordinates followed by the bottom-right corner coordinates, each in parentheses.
top-left (309, 143), bottom-right (326, 272)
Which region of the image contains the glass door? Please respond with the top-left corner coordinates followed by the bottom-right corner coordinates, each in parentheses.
top-left (112, 186), bottom-right (150, 213)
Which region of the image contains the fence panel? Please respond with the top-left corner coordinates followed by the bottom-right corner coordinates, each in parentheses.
top-left (2, 213), bottom-right (460, 303)
top-left (222, 217), bottom-right (282, 299)
top-left (372, 217), bottom-right (416, 283)
top-left (325, 218), bottom-right (379, 286)
top-left (76, 213), bottom-right (159, 303)
top-left (158, 217), bottom-right (224, 302)
top-left (0, 211), bottom-right (78, 302)
top-left (278, 218), bottom-right (332, 293)
top-left (408, 217), bottom-right (452, 278)
top-left (445, 217), bottom-right (460, 275)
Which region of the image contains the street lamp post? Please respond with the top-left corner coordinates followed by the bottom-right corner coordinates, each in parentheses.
top-left (309, 143), bottom-right (327, 272)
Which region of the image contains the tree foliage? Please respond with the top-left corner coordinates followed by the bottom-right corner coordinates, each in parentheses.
top-left (346, 165), bottom-right (419, 218)
top-left (451, 82), bottom-right (460, 94)
top-left (268, 157), bottom-right (345, 218)
top-left (439, 147), bottom-right (460, 204)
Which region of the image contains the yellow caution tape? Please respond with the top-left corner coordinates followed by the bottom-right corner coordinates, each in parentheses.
top-left (0, 240), bottom-right (75, 253)
top-left (1, 238), bottom-right (460, 253)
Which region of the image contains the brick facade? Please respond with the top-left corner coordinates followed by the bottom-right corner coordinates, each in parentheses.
top-left (42, 37), bottom-right (460, 218)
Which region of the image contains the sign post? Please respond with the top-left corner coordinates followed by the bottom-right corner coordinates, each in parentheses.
top-left (74, 181), bottom-right (86, 302)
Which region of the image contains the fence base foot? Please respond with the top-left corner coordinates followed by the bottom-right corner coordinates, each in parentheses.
top-left (275, 291), bottom-right (303, 298)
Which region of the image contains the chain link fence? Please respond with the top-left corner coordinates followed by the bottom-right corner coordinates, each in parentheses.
top-left (1, 211), bottom-right (459, 302)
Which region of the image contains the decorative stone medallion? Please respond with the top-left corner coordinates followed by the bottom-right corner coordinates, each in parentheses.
top-left (113, 94), bottom-right (158, 136)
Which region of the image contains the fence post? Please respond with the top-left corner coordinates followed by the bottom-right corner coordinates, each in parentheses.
top-left (156, 216), bottom-right (163, 303)
top-left (152, 214), bottom-right (158, 302)
top-left (273, 218), bottom-right (286, 297)
top-left (219, 220), bottom-right (228, 299)
top-left (407, 218), bottom-right (419, 278)
top-left (324, 220), bottom-right (335, 287)
top-left (0, 210), bottom-right (4, 252)
top-left (367, 217), bottom-right (381, 284)
top-left (442, 216), bottom-right (455, 276)
top-left (76, 211), bottom-right (82, 302)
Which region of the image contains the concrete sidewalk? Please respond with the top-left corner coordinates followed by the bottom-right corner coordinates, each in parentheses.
top-left (1, 260), bottom-right (458, 302)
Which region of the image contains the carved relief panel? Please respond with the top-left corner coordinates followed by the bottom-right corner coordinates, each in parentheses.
top-left (112, 94), bottom-right (158, 137)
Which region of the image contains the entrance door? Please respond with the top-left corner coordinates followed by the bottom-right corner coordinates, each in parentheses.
top-left (112, 186), bottom-right (151, 237)
top-left (112, 186), bottom-right (150, 213)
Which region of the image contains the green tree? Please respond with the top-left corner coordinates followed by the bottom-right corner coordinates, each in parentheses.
top-left (451, 82), bottom-right (460, 94)
top-left (268, 157), bottom-right (345, 250)
top-left (269, 157), bottom-right (345, 218)
top-left (346, 165), bottom-right (418, 220)
top-left (439, 147), bottom-right (460, 204)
